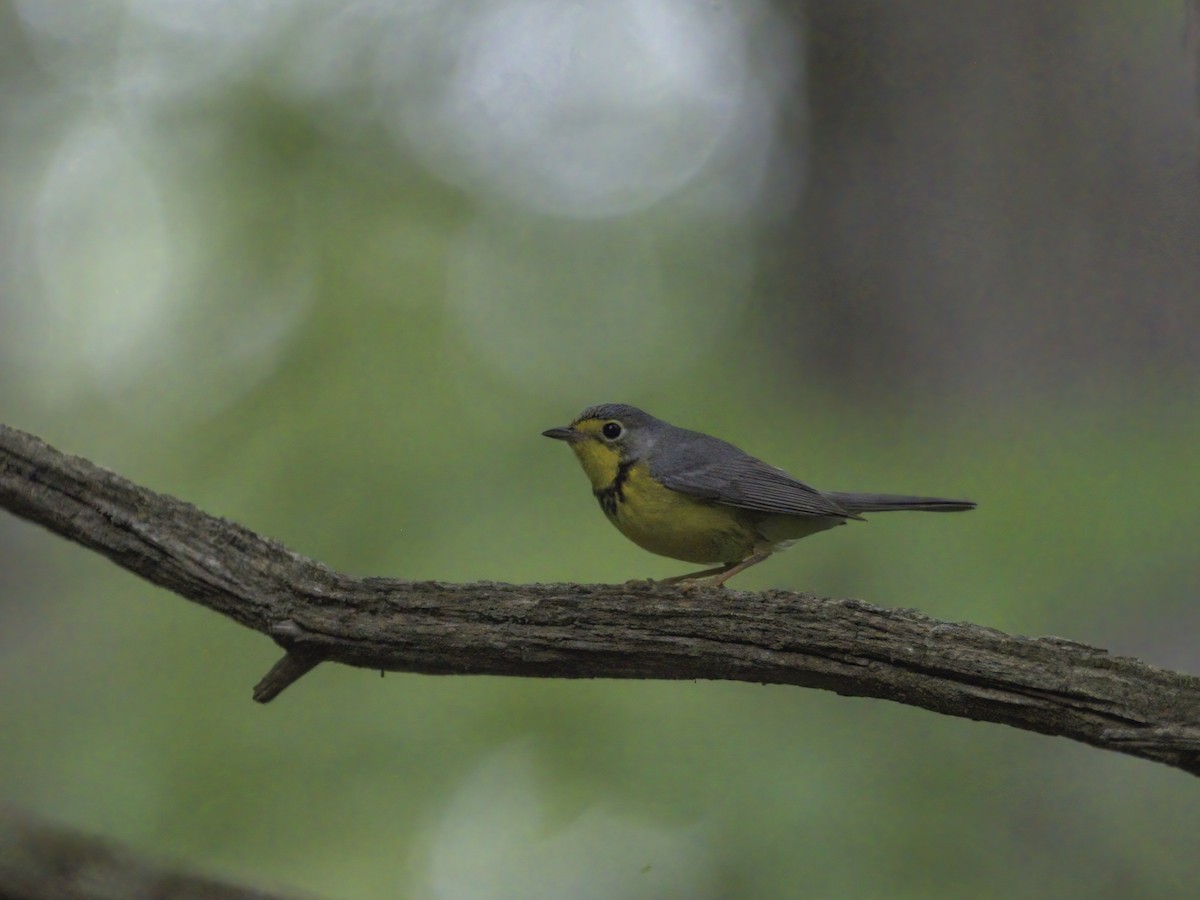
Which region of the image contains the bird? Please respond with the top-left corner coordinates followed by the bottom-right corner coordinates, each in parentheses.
top-left (543, 403), bottom-right (975, 586)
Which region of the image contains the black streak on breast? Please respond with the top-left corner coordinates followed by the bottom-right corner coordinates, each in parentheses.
top-left (594, 459), bottom-right (634, 517)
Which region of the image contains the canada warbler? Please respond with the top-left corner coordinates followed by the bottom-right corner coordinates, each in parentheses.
top-left (543, 403), bottom-right (975, 586)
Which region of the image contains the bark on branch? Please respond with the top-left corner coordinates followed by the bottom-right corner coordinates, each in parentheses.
top-left (2, 423), bottom-right (1199, 776)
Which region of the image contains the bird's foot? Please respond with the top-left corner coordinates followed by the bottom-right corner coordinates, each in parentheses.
top-left (621, 577), bottom-right (659, 590)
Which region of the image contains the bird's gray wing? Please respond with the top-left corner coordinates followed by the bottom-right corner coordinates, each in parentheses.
top-left (650, 432), bottom-right (855, 519)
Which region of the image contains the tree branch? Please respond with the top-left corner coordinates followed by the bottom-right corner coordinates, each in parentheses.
top-left (0, 810), bottom-right (302, 900)
top-left (2, 423), bottom-right (1199, 776)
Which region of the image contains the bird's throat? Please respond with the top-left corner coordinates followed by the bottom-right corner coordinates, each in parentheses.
top-left (569, 441), bottom-right (626, 492)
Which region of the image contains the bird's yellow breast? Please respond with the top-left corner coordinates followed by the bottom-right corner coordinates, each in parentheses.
top-left (601, 461), bottom-right (759, 565)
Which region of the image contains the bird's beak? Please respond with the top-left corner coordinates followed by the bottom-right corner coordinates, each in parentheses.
top-left (542, 425), bottom-right (580, 443)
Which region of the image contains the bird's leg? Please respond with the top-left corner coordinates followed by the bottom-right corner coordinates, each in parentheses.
top-left (706, 549), bottom-right (772, 586)
top-left (655, 562), bottom-right (738, 585)
top-left (657, 550), bottom-right (773, 588)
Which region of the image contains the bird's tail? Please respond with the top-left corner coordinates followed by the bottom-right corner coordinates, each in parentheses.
top-left (826, 492), bottom-right (976, 514)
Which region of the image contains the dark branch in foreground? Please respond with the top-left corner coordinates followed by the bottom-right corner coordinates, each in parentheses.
top-left (0, 810), bottom-right (302, 900)
top-left (2, 423), bottom-right (1200, 776)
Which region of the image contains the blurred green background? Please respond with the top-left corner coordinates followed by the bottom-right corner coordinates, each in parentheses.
top-left (1, 1), bottom-right (1198, 898)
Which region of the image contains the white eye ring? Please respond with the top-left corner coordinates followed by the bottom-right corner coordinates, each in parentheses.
top-left (601, 421), bottom-right (623, 440)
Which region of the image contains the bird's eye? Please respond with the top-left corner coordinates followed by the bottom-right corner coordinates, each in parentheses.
top-left (602, 421), bottom-right (623, 440)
